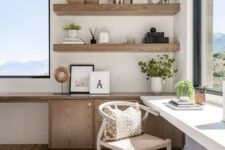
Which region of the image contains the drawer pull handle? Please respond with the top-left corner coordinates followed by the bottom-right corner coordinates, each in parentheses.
top-left (88, 103), bottom-right (92, 106)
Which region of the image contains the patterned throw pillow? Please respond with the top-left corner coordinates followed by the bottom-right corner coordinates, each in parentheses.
top-left (103, 103), bottom-right (143, 141)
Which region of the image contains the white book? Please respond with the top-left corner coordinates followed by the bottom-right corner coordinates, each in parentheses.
top-left (63, 40), bottom-right (84, 43)
top-left (62, 41), bottom-right (85, 44)
top-left (64, 37), bottom-right (81, 41)
top-left (166, 103), bottom-right (203, 110)
top-left (170, 98), bottom-right (194, 105)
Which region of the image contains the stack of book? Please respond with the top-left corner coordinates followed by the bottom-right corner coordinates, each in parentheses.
top-left (167, 99), bottom-right (203, 110)
top-left (62, 38), bottom-right (85, 44)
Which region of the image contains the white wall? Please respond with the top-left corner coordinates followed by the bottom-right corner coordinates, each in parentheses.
top-left (0, 103), bottom-right (48, 144)
top-left (0, 0), bottom-right (177, 93)
top-left (0, 0), bottom-right (194, 144)
top-left (174, 0), bottom-right (193, 82)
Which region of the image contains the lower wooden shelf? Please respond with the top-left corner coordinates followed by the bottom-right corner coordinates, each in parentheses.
top-left (53, 43), bottom-right (180, 53)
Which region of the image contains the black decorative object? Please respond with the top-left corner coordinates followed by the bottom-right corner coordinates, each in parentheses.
top-left (89, 28), bottom-right (97, 44)
top-left (150, 27), bottom-right (157, 33)
top-left (143, 27), bottom-right (169, 44)
top-left (91, 37), bottom-right (97, 44)
top-left (163, 0), bottom-right (169, 4)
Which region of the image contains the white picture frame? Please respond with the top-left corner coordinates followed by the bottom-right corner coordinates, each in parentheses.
top-left (90, 71), bottom-right (110, 94)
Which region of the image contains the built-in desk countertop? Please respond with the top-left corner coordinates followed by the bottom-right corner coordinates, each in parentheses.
top-left (0, 92), bottom-right (175, 102)
top-left (141, 96), bottom-right (225, 150)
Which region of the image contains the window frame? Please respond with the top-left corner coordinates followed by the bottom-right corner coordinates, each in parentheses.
top-left (0, 0), bottom-right (51, 79)
top-left (193, 0), bottom-right (222, 96)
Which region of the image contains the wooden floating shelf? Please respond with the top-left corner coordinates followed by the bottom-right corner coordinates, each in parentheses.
top-left (53, 4), bottom-right (180, 16)
top-left (53, 43), bottom-right (180, 53)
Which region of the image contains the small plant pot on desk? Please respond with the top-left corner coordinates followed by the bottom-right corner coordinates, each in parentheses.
top-left (195, 92), bottom-right (205, 105)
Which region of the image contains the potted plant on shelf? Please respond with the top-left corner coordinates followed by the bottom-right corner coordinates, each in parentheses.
top-left (175, 80), bottom-right (195, 102)
top-left (138, 54), bottom-right (178, 93)
top-left (64, 23), bottom-right (81, 38)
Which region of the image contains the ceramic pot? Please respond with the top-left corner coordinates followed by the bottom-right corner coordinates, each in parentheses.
top-left (150, 77), bottom-right (163, 93)
top-left (68, 30), bottom-right (78, 38)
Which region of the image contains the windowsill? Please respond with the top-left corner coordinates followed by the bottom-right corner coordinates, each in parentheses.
top-left (206, 93), bottom-right (223, 107)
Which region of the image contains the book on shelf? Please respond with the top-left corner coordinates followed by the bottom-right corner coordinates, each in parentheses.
top-left (64, 37), bottom-right (82, 41)
top-left (62, 37), bottom-right (85, 44)
top-left (62, 41), bottom-right (85, 44)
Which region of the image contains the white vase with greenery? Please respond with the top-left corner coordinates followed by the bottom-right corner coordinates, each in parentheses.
top-left (150, 77), bottom-right (163, 93)
top-left (64, 23), bottom-right (81, 38)
top-left (139, 54), bottom-right (178, 93)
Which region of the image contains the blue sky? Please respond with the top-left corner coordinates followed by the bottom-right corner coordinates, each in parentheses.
top-left (0, 0), bottom-right (49, 64)
top-left (214, 0), bottom-right (225, 34)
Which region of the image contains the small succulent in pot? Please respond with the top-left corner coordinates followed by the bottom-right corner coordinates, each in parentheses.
top-left (64, 23), bottom-right (81, 31)
top-left (64, 23), bottom-right (81, 38)
top-left (175, 80), bottom-right (195, 101)
top-left (195, 86), bottom-right (207, 93)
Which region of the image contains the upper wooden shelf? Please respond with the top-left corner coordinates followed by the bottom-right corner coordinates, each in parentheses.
top-left (53, 43), bottom-right (180, 53)
top-left (53, 4), bottom-right (180, 16)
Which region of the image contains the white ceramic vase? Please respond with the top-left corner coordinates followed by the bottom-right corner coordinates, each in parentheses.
top-left (68, 30), bottom-right (78, 38)
top-left (150, 77), bottom-right (163, 93)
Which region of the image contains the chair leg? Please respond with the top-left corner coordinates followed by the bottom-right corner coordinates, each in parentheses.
top-left (97, 144), bottom-right (101, 150)
top-left (166, 139), bottom-right (172, 150)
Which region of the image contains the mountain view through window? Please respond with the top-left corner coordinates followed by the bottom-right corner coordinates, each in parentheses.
top-left (0, 0), bottom-right (49, 77)
top-left (212, 0), bottom-right (225, 90)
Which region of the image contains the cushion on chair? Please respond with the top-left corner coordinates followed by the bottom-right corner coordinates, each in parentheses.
top-left (101, 134), bottom-right (171, 150)
top-left (103, 103), bottom-right (143, 141)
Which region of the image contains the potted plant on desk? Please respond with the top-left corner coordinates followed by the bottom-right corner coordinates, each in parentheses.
top-left (175, 80), bottom-right (195, 102)
top-left (138, 54), bottom-right (178, 93)
top-left (195, 86), bottom-right (207, 105)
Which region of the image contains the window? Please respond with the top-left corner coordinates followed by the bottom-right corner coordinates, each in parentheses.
top-left (194, 0), bottom-right (225, 94)
top-left (0, 0), bottom-right (50, 78)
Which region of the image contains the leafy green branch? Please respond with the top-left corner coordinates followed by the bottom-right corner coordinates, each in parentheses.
top-left (138, 54), bottom-right (178, 80)
top-left (64, 23), bottom-right (81, 31)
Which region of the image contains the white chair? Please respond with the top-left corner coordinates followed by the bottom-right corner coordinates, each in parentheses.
top-left (97, 101), bottom-right (171, 150)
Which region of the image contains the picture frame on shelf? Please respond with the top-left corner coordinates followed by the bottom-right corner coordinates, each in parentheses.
top-left (69, 64), bottom-right (94, 94)
top-left (90, 71), bottom-right (110, 94)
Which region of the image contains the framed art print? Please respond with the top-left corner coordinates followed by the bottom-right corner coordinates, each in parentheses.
top-left (90, 71), bottom-right (110, 94)
top-left (69, 65), bottom-right (94, 94)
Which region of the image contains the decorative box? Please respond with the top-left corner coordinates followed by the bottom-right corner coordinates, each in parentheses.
top-left (146, 32), bottom-right (164, 38)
